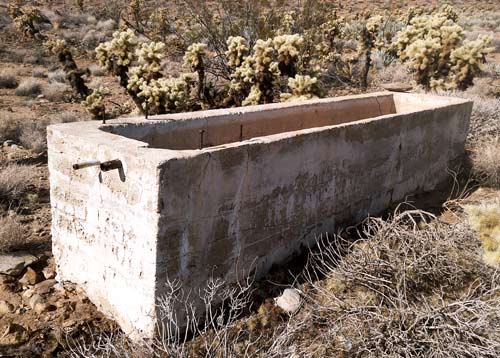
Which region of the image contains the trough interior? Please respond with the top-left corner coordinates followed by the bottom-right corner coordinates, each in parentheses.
top-left (100, 93), bottom-right (428, 150)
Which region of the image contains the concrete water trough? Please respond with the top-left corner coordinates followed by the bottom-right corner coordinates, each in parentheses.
top-left (47, 92), bottom-right (472, 339)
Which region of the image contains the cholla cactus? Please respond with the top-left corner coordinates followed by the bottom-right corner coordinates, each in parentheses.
top-left (280, 75), bottom-right (320, 102)
top-left (96, 29), bottom-right (138, 71)
top-left (405, 38), bottom-right (442, 87)
top-left (450, 35), bottom-right (493, 90)
top-left (184, 43), bottom-right (208, 72)
top-left (8, 3), bottom-right (47, 40)
top-left (183, 43), bottom-right (210, 103)
top-left (466, 204), bottom-right (500, 267)
top-left (136, 41), bottom-right (165, 73)
top-left (226, 36), bottom-right (248, 68)
top-left (273, 34), bottom-right (303, 76)
top-left (278, 11), bottom-right (296, 35)
top-left (231, 38), bottom-right (280, 105)
top-left (137, 76), bottom-right (193, 113)
top-left (359, 15), bottom-right (385, 88)
top-left (82, 88), bottom-right (106, 119)
top-left (241, 85), bottom-right (263, 106)
top-left (394, 5), bottom-right (490, 90)
top-left (45, 38), bottom-right (91, 98)
top-left (45, 38), bottom-right (71, 58)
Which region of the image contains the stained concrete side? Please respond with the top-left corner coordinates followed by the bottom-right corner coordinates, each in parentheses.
top-left (154, 100), bottom-right (472, 306)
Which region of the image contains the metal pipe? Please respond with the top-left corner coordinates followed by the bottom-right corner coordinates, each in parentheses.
top-left (73, 159), bottom-right (122, 172)
top-left (199, 129), bottom-right (205, 149)
top-left (73, 160), bottom-right (101, 170)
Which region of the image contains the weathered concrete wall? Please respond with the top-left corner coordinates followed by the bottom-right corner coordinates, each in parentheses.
top-left (47, 92), bottom-right (472, 339)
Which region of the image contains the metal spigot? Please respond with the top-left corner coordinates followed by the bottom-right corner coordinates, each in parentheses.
top-left (73, 159), bottom-right (122, 172)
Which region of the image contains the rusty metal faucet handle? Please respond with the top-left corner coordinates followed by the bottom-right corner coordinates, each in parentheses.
top-left (73, 159), bottom-right (122, 172)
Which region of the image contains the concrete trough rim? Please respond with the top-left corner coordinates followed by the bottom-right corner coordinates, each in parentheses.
top-left (48, 92), bottom-right (472, 164)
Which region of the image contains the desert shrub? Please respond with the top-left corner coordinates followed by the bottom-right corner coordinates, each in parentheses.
top-left (395, 5), bottom-right (493, 90)
top-left (0, 164), bottom-right (36, 203)
top-left (43, 82), bottom-right (69, 102)
top-left (374, 61), bottom-right (412, 84)
top-left (0, 215), bottom-right (30, 253)
top-left (96, 19), bottom-right (116, 31)
top-left (19, 121), bottom-right (48, 152)
top-left (52, 111), bottom-right (79, 123)
top-left (14, 78), bottom-right (42, 96)
top-left (82, 29), bottom-right (107, 50)
top-left (0, 114), bottom-right (22, 142)
top-left (467, 95), bottom-right (500, 142)
top-left (304, 211), bottom-right (500, 356)
top-left (32, 68), bottom-right (47, 78)
top-left (471, 137), bottom-right (500, 188)
top-left (0, 72), bottom-right (18, 89)
top-left (48, 70), bottom-right (66, 83)
top-left (68, 210), bottom-right (500, 357)
top-left (89, 64), bottom-right (105, 77)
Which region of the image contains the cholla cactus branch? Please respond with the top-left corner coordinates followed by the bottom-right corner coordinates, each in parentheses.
top-left (280, 75), bottom-right (321, 102)
top-left (45, 38), bottom-right (91, 98)
top-left (82, 88), bottom-right (106, 120)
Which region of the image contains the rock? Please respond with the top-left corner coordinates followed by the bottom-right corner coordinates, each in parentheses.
top-left (0, 300), bottom-right (14, 314)
top-left (0, 323), bottom-right (29, 346)
top-left (0, 274), bottom-right (14, 284)
top-left (34, 279), bottom-right (57, 295)
top-left (28, 293), bottom-right (45, 310)
top-left (18, 267), bottom-right (39, 286)
top-left (0, 252), bottom-right (39, 276)
top-left (10, 144), bottom-right (18, 150)
top-left (42, 266), bottom-right (56, 280)
top-left (33, 301), bottom-right (53, 314)
top-left (37, 94), bottom-right (44, 99)
top-left (2, 140), bottom-right (14, 147)
top-left (381, 82), bottom-right (413, 92)
top-left (22, 288), bottom-right (35, 301)
top-left (274, 288), bottom-right (302, 313)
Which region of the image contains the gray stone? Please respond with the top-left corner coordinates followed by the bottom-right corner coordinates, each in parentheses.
top-left (34, 279), bottom-right (56, 295)
top-left (274, 288), bottom-right (302, 313)
top-left (0, 253), bottom-right (39, 277)
top-left (2, 140), bottom-right (14, 147)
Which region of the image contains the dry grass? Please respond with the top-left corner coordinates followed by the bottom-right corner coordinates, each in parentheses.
top-left (15, 78), bottom-right (42, 97)
top-left (472, 136), bottom-right (500, 187)
top-left (0, 115), bottom-right (22, 143)
top-left (48, 70), bottom-right (66, 84)
top-left (19, 122), bottom-right (47, 153)
top-left (0, 164), bottom-right (36, 203)
top-left (68, 210), bottom-right (500, 357)
top-left (0, 71), bottom-right (18, 89)
top-left (32, 68), bottom-right (47, 78)
top-left (43, 82), bottom-right (69, 102)
top-left (0, 215), bottom-right (30, 254)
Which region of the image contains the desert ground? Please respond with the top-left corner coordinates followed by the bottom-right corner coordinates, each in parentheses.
top-left (0, 0), bottom-right (499, 356)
